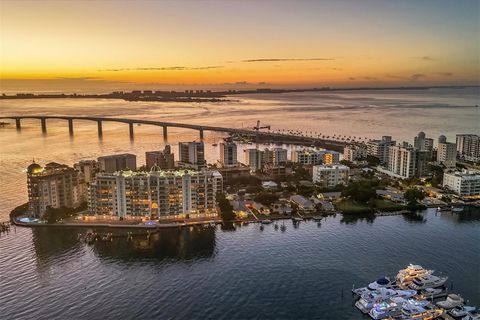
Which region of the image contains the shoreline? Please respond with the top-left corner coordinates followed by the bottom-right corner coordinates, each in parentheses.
top-left (10, 202), bottom-right (475, 230)
top-left (1, 85), bottom-right (477, 101)
top-left (8, 209), bottom-right (418, 230)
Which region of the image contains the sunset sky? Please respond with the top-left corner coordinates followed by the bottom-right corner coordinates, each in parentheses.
top-left (1, 0), bottom-right (479, 92)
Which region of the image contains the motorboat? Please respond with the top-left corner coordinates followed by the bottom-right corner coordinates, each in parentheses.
top-left (356, 288), bottom-right (399, 313)
top-left (421, 288), bottom-right (444, 296)
top-left (395, 264), bottom-right (433, 288)
top-left (417, 287), bottom-right (446, 299)
top-left (352, 286), bottom-right (372, 296)
top-left (368, 277), bottom-right (393, 290)
top-left (452, 206), bottom-right (464, 213)
top-left (292, 217), bottom-right (303, 223)
top-left (436, 294), bottom-right (464, 309)
top-left (409, 274), bottom-right (448, 290)
top-left (368, 297), bottom-right (405, 319)
top-left (396, 264), bottom-right (433, 286)
top-left (462, 310), bottom-right (480, 320)
top-left (353, 277), bottom-right (393, 296)
top-left (450, 306), bottom-right (477, 318)
top-left (403, 308), bottom-right (444, 320)
top-left (401, 299), bottom-right (430, 318)
top-left (261, 219), bottom-right (272, 224)
top-left (312, 216), bottom-right (323, 221)
top-left (395, 290), bottom-right (419, 299)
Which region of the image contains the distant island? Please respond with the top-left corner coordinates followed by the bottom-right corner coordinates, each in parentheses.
top-left (1, 85), bottom-right (478, 102)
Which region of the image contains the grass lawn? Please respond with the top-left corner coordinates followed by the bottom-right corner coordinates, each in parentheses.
top-left (335, 199), bottom-right (406, 214)
top-left (335, 199), bottom-right (372, 214)
top-left (374, 199), bottom-right (405, 211)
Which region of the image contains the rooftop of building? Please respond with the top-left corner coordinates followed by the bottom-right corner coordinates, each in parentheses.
top-left (444, 170), bottom-right (480, 179)
top-left (98, 168), bottom-right (221, 178)
top-left (290, 195), bottom-right (314, 207)
top-left (27, 161), bottom-right (77, 177)
top-left (97, 153), bottom-right (136, 160)
top-left (313, 164), bottom-right (350, 170)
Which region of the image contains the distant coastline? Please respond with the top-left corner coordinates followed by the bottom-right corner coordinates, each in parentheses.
top-left (1, 85), bottom-right (478, 102)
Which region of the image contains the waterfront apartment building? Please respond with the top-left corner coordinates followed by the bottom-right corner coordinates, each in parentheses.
top-left (312, 165), bottom-right (350, 188)
top-left (263, 148), bottom-right (288, 166)
top-left (437, 135), bottom-right (457, 168)
top-left (178, 141), bottom-right (206, 169)
top-left (146, 145), bottom-right (175, 170)
top-left (321, 151), bottom-right (340, 165)
top-left (367, 136), bottom-right (396, 165)
top-left (219, 142), bottom-right (238, 167)
top-left (343, 143), bottom-right (368, 162)
top-left (73, 160), bottom-right (98, 184)
top-left (291, 149), bottom-right (323, 165)
top-left (88, 169), bottom-right (222, 219)
top-left (456, 134), bottom-right (480, 163)
top-left (387, 144), bottom-right (417, 179)
top-left (27, 162), bottom-right (84, 217)
top-left (98, 153), bottom-right (137, 173)
top-left (414, 131), bottom-right (434, 153)
top-left (443, 170), bottom-right (480, 198)
top-left (386, 143), bottom-right (429, 179)
top-left (244, 148), bottom-right (263, 171)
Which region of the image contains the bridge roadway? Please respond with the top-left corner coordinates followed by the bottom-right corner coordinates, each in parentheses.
top-left (0, 115), bottom-right (347, 148)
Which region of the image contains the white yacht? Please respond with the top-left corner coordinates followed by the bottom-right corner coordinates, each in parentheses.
top-left (368, 297), bottom-right (405, 319)
top-left (452, 206), bottom-right (464, 213)
top-left (402, 308), bottom-right (444, 320)
top-left (436, 293), bottom-right (464, 309)
top-left (356, 288), bottom-right (417, 314)
top-left (462, 310), bottom-right (480, 320)
top-left (353, 277), bottom-right (393, 296)
top-left (396, 264), bottom-right (433, 287)
top-left (356, 288), bottom-right (398, 313)
top-left (450, 306), bottom-right (477, 318)
top-left (409, 274), bottom-right (448, 290)
top-left (395, 290), bottom-right (419, 299)
top-left (401, 299), bottom-right (430, 317)
top-left (368, 277), bottom-right (393, 290)
top-left (417, 287), bottom-right (446, 300)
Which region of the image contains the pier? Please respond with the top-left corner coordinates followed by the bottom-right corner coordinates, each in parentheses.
top-left (0, 115), bottom-right (349, 148)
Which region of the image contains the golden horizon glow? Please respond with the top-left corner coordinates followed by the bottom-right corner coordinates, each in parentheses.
top-left (1, 0), bottom-right (479, 90)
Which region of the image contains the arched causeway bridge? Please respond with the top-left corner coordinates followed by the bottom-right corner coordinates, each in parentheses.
top-left (0, 115), bottom-right (348, 149)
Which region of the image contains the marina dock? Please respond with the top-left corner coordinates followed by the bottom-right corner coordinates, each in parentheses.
top-left (352, 264), bottom-right (477, 320)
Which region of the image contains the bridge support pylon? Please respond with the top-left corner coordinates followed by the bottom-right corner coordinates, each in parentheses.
top-left (68, 119), bottom-right (74, 136)
top-left (41, 118), bottom-right (47, 134)
top-left (129, 123), bottom-right (134, 140)
top-left (97, 120), bottom-right (103, 138)
top-left (163, 126), bottom-right (168, 140)
top-left (199, 129), bottom-right (204, 140)
top-left (15, 118), bottom-right (21, 131)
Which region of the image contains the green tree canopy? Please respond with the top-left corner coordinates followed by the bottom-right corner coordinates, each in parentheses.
top-left (404, 187), bottom-right (426, 208)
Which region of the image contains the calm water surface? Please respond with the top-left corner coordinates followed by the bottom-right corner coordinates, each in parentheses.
top-left (0, 88), bottom-right (479, 319)
top-left (0, 209), bottom-right (479, 319)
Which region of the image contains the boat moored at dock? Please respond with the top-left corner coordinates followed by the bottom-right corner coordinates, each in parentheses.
top-left (396, 264), bottom-right (433, 288)
top-left (436, 294), bottom-right (464, 309)
top-left (353, 264), bottom-right (476, 320)
top-left (409, 274), bottom-right (448, 290)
